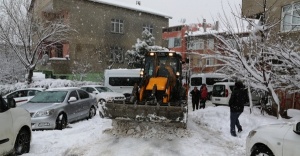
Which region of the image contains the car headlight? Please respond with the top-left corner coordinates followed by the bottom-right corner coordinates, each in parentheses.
top-left (247, 130), bottom-right (256, 138)
top-left (107, 97), bottom-right (114, 101)
top-left (34, 109), bottom-right (54, 118)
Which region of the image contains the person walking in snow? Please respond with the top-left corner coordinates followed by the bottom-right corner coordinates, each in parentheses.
top-left (199, 84), bottom-right (208, 109)
top-left (190, 86), bottom-right (200, 111)
top-left (229, 81), bottom-right (249, 137)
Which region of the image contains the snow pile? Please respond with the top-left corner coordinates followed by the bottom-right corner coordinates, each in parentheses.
top-left (0, 79), bottom-right (99, 95)
top-left (103, 120), bottom-right (192, 139)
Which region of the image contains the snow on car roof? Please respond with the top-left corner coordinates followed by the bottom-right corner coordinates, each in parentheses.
top-left (81, 85), bottom-right (105, 87)
top-left (46, 87), bottom-right (80, 91)
top-left (89, 0), bottom-right (171, 19)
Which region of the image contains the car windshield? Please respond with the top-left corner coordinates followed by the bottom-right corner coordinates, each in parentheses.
top-left (28, 91), bottom-right (68, 103)
top-left (95, 87), bottom-right (113, 92)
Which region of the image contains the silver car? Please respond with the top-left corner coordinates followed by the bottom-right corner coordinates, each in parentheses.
top-left (19, 87), bottom-right (97, 130)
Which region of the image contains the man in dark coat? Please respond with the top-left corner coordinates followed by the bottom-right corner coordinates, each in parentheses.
top-left (229, 81), bottom-right (249, 137)
top-left (190, 87), bottom-right (200, 111)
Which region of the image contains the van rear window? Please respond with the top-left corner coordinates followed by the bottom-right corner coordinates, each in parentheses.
top-left (212, 85), bottom-right (225, 97)
top-left (109, 77), bottom-right (141, 86)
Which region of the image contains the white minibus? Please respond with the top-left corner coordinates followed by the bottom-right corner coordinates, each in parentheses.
top-left (189, 73), bottom-right (229, 99)
top-left (104, 68), bottom-right (141, 98)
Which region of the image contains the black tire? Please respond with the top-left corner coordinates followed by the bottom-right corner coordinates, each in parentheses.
top-left (88, 107), bottom-right (96, 119)
top-left (14, 129), bottom-right (31, 155)
top-left (251, 145), bottom-right (274, 156)
top-left (55, 114), bottom-right (67, 130)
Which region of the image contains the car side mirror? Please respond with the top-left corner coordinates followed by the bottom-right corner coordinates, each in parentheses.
top-left (293, 122), bottom-right (300, 135)
top-left (68, 97), bottom-right (77, 102)
top-left (7, 98), bottom-right (16, 108)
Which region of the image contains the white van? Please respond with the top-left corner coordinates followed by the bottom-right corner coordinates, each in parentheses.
top-left (104, 68), bottom-right (141, 98)
top-left (211, 82), bottom-right (262, 106)
top-left (211, 82), bottom-right (235, 106)
top-left (190, 73), bottom-right (229, 99)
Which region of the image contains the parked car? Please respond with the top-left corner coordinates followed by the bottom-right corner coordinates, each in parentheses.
top-left (3, 88), bottom-right (46, 106)
top-left (246, 121), bottom-right (300, 156)
top-left (211, 82), bottom-right (262, 106)
top-left (80, 85), bottom-right (126, 105)
top-left (0, 96), bottom-right (31, 155)
top-left (19, 87), bottom-right (97, 130)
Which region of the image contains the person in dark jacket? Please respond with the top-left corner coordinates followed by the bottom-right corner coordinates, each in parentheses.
top-left (190, 87), bottom-right (200, 111)
top-left (229, 81), bottom-right (249, 137)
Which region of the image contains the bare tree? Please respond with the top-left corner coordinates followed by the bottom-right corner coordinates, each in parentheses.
top-left (209, 1), bottom-right (300, 117)
top-left (0, 0), bottom-right (72, 84)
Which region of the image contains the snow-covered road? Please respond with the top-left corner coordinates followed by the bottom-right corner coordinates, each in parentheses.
top-left (23, 101), bottom-right (283, 156)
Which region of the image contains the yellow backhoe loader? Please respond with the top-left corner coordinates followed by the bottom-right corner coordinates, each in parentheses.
top-left (99, 50), bottom-right (188, 128)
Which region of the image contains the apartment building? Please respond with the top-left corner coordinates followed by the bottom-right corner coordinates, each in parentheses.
top-left (30, 0), bottom-right (170, 79)
top-left (242, 0), bottom-right (300, 39)
top-left (162, 20), bottom-right (224, 74)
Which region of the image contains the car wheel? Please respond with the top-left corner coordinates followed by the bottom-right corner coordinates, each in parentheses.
top-left (88, 107), bottom-right (96, 119)
top-left (14, 129), bottom-right (30, 155)
top-left (99, 99), bottom-right (106, 105)
top-left (251, 145), bottom-right (274, 156)
top-left (55, 114), bottom-right (67, 130)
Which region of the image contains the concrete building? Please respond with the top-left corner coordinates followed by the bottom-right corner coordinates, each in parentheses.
top-left (242, 0), bottom-right (300, 39)
top-left (30, 0), bottom-right (170, 80)
top-left (162, 20), bottom-right (224, 74)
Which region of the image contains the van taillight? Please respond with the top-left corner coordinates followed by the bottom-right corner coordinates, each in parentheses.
top-left (225, 89), bottom-right (228, 97)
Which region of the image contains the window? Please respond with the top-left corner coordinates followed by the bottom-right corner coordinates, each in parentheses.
top-left (110, 46), bottom-right (124, 63)
top-left (109, 77), bottom-right (141, 86)
top-left (111, 19), bottom-right (124, 33)
top-left (168, 37), bottom-right (181, 48)
top-left (143, 24), bottom-right (153, 33)
top-left (208, 39), bottom-right (214, 49)
top-left (77, 90), bottom-right (89, 99)
top-left (281, 2), bottom-right (300, 32)
top-left (85, 87), bottom-right (96, 93)
top-left (45, 43), bottom-right (64, 58)
top-left (206, 58), bottom-right (214, 66)
top-left (188, 40), bottom-right (204, 50)
top-left (69, 91), bottom-right (79, 100)
top-left (191, 77), bottom-right (202, 86)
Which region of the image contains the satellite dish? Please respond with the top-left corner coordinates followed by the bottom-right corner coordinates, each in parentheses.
top-left (180, 18), bottom-right (186, 24)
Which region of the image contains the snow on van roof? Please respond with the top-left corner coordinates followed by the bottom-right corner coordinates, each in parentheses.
top-left (89, 0), bottom-right (171, 19)
top-left (191, 73), bottom-right (227, 77)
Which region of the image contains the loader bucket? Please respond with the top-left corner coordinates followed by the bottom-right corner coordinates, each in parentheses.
top-left (99, 102), bottom-right (188, 128)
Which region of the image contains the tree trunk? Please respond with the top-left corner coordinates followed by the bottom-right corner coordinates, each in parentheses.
top-left (26, 68), bottom-right (34, 84)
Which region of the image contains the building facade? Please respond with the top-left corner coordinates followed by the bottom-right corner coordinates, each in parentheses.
top-left (242, 0), bottom-right (300, 39)
top-left (30, 0), bottom-right (170, 79)
top-left (162, 20), bottom-right (223, 74)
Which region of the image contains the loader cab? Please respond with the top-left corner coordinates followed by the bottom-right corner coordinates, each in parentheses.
top-left (142, 51), bottom-right (182, 79)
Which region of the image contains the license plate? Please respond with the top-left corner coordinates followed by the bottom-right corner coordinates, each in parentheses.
top-left (215, 99), bottom-right (220, 101)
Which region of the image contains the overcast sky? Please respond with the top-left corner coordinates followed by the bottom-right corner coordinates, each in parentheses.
top-left (114, 0), bottom-right (242, 26)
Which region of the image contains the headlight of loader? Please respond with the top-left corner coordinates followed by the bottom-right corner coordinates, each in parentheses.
top-left (34, 109), bottom-right (54, 118)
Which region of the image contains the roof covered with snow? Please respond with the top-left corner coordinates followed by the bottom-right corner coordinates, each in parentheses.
top-left (188, 18), bottom-right (259, 37)
top-left (89, 0), bottom-right (172, 19)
